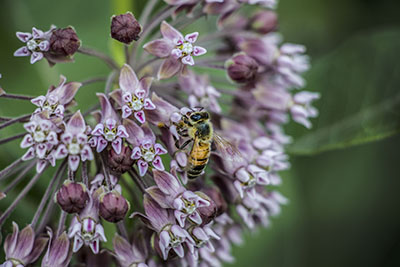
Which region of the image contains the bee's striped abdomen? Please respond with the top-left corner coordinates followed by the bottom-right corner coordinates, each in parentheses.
top-left (187, 141), bottom-right (210, 179)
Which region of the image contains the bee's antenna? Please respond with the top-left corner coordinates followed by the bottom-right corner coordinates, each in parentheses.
top-left (193, 106), bottom-right (204, 111)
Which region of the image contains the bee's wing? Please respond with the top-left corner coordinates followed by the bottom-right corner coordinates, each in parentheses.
top-left (213, 132), bottom-right (243, 162)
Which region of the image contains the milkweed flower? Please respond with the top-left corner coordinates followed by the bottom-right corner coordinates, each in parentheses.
top-left (14, 26), bottom-right (54, 64)
top-left (110, 64), bottom-right (156, 124)
top-left (143, 21), bottom-right (207, 79)
top-left (90, 93), bottom-right (129, 154)
top-left (54, 111), bottom-right (93, 171)
top-left (1, 223), bottom-right (48, 267)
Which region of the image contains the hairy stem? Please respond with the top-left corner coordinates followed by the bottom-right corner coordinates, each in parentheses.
top-left (100, 153), bottom-right (112, 189)
top-left (0, 158), bottom-right (23, 181)
top-left (0, 168), bottom-right (46, 226)
top-left (31, 160), bottom-right (67, 228)
top-left (57, 211), bottom-right (67, 236)
top-left (0, 114), bottom-right (31, 130)
top-left (130, 6), bottom-right (175, 67)
top-left (78, 47), bottom-right (119, 70)
top-left (128, 169), bottom-right (146, 193)
top-left (139, 0), bottom-right (158, 26)
top-left (0, 132), bottom-right (25, 145)
top-left (117, 221), bottom-right (129, 239)
top-left (81, 76), bottom-right (107, 87)
top-left (81, 160), bottom-right (89, 186)
top-left (0, 93), bottom-right (34, 101)
top-left (3, 160), bottom-right (36, 194)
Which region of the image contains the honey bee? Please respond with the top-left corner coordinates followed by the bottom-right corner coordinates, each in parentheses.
top-left (175, 109), bottom-right (241, 179)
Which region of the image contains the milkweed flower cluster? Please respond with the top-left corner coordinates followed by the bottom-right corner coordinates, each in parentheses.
top-left (0, 1), bottom-right (319, 266)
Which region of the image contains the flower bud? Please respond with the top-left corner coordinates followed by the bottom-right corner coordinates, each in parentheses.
top-left (249, 11), bottom-right (278, 34)
top-left (226, 53), bottom-right (259, 83)
top-left (99, 191), bottom-right (130, 223)
top-left (56, 181), bottom-right (89, 214)
top-left (108, 144), bottom-right (134, 175)
top-left (196, 188), bottom-right (227, 225)
top-left (111, 12), bottom-right (141, 44)
top-left (50, 27), bottom-right (80, 57)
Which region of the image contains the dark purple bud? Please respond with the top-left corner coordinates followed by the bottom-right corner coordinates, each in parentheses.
top-left (50, 27), bottom-right (80, 56)
top-left (249, 11), bottom-right (278, 34)
top-left (111, 12), bottom-right (141, 44)
top-left (108, 144), bottom-right (134, 175)
top-left (226, 53), bottom-right (259, 83)
top-left (56, 181), bottom-right (89, 214)
top-left (99, 191), bottom-right (130, 223)
top-left (197, 188), bottom-right (227, 225)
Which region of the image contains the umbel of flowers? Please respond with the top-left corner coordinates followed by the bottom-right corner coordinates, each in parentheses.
top-left (0, 1), bottom-right (319, 266)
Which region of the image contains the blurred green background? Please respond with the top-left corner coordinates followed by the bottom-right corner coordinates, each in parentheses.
top-left (1, 0), bottom-right (400, 266)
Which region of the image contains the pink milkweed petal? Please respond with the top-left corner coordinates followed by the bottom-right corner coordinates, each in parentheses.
top-left (30, 52), bottom-right (43, 64)
top-left (137, 159), bottom-right (148, 177)
top-left (131, 146), bottom-right (142, 159)
top-left (36, 160), bottom-right (47, 173)
top-left (181, 55), bottom-right (194, 66)
top-left (81, 145), bottom-right (94, 161)
top-left (189, 212), bottom-right (202, 225)
top-left (55, 144), bottom-right (68, 159)
top-left (32, 27), bottom-right (44, 38)
top-left (61, 133), bottom-right (73, 144)
top-left (119, 64), bottom-right (139, 93)
top-left (68, 155), bottom-right (81, 172)
top-left (174, 210), bottom-right (187, 227)
top-left (139, 76), bottom-right (153, 97)
top-left (154, 143), bottom-right (167, 155)
top-left (134, 111), bottom-right (146, 124)
top-left (16, 32), bottom-right (32, 42)
top-left (22, 147), bottom-right (36, 161)
top-left (112, 138), bottom-right (122, 154)
top-left (66, 111), bottom-right (86, 135)
top-left (121, 105), bottom-right (132, 119)
top-left (20, 134), bottom-right (34, 148)
top-left (76, 133), bottom-right (87, 144)
top-left (171, 48), bottom-right (182, 59)
top-left (72, 236), bottom-right (83, 253)
top-left (57, 80), bottom-right (82, 106)
top-left (143, 39), bottom-right (174, 58)
top-left (143, 98), bottom-right (156, 110)
top-left (38, 40), bottom-right (50, 51)
top-left (96, 136), bottom-right (108, 153)
top-left (117, 125), bottom-right (129, 138)
top-left (173, 244), bottom-right (185, 258)
top-left (88, 136), bottom-right (98, 147)
top-left (134, 89), bottom-right (146, 99)
top-left (109, 89), bottom-right (124, 107)
top-left (157, 57), bottom-right (182, 80)
top-left (160, 21), bottom-right (184, 42)
top-left (14, 46), bottom-right (30, 57)
top-left (36, 143), bottom-right (47, 159)
top-left (30, 95), bottom-right (46, 107)
top-left (91, 123), bottom-right (104, 136)
top-left (193, 46), bottom-right (207, 56)
top-left (97, 93), bottom-right (118, 122)
top-left (122, 91), bottom-right (132, 103)
top-left (152, 156), bottom-right (165, 171)
top-left (185, 32), bottom-right (199, 43)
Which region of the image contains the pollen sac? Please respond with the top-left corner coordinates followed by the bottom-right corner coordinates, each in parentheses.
top-left (99, 191), bottom-right (130, 223)
top-left (50, 27), bottom-right (81, 57)
top-left (226, 53), bottom-right (259, 84)
top-left (56, 180), bottom-right (89, 214)
top-left (108, 144), bottom-right (134, 175)
top-left (111, 12), bottom-right (142, 44)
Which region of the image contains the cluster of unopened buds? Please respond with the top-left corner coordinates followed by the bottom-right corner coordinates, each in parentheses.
top-left (0, 0), bottom-right (319, 266)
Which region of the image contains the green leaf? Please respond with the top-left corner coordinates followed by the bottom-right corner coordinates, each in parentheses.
top-left (288, 29), bottom-right (400, 155)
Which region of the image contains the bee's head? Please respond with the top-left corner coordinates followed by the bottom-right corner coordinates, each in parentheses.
top-left (188, 111), bottom-right (209, 123)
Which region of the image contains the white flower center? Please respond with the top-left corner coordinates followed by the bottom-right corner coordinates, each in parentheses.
top-left (169, 234), bottom-right (183, 248)
top-left (131, 99), bottom-right (144, 111)
top-left (68, 143), bottom-right (81, 155)
top-left (182, 198), bottom-right (196, 214)
top-left (33, 131), bottom-right (46, 143)
top-left (143, 151), bottom-right (155, 162)
top-left (180, 42), bottom-right (193, 55)
top-left (27, 39), bottom-right (38, 51)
